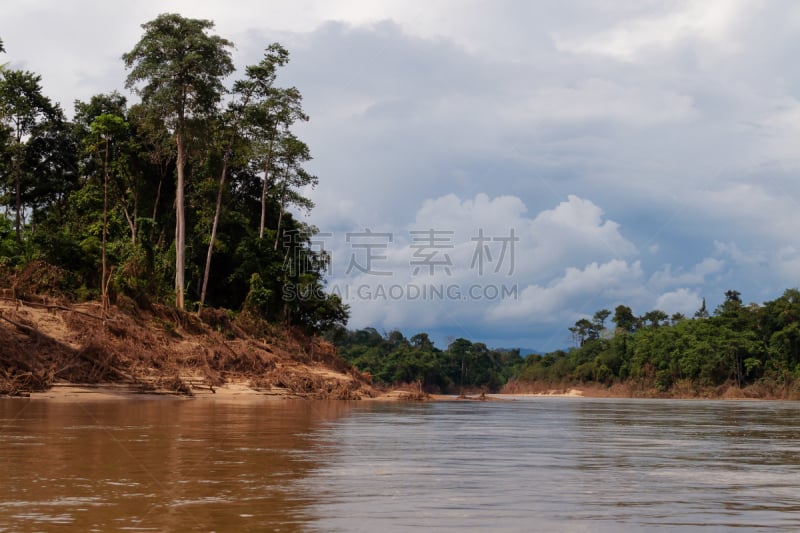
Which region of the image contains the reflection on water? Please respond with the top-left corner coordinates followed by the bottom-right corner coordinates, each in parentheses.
top-left (0, 399), bottom-right (353, 532)
top-left (2, 398), bottom-right (800, 532)
top-left (300, 399), bottom-right (800, 532)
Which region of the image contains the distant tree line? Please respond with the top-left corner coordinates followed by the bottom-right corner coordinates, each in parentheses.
top-left (0, 15), bottom-right (346, 333)
top-left (331, 289), bottom-right (800, 397)
top-left (516, 289), bottom-right (800, 395)
top-left (328, 328), bottom-right (524, 393)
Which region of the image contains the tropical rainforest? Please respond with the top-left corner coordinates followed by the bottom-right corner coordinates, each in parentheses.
top-left (2, 18), bottom-right (800, 398)
top-left (0, 15), bottom-right (345, 334)
top-left (333, 289), bottom-right (800, 397)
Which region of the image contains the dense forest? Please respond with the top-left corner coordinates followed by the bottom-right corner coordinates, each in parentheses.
top-left (0, 15), bottom-right (346, 333)
top-left (513, 289), bottom-right (800, 396)
top-left (332, 289), bottom-right (800, 397)
top-left (328, 327), bottom-right (524, 393)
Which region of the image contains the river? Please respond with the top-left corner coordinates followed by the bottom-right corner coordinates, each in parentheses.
top-left (1, 397), bottom-right (799, 531)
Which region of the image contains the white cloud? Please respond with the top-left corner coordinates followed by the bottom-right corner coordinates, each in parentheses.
top-left (519, 79), bottom-right (697, 126)
top-left (776, 247), bottom-right (800, 282)
top-left (754, 97), bottom-right (800, 164)
top-left (655, 288), bottom-right (703, 316)
top-left (687, 185), bottom-right (800, 245)
top-left (523, 195), bottom-right (637, 273)
top-left (329, 193), bottom-right (638, 331)
top-left (649, 257), bottom-right (725, 289)
top-left (553, 0), bottom-right (752, 62)
top-left (487, 259), bottom-right (645, 322)
top-left (713, 241), bottom-right (767, 267)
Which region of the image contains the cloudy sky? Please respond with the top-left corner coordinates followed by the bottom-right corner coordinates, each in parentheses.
top-left (3, 0), bottom-right (799, 350)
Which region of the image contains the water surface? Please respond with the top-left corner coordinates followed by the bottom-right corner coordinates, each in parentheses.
top-left (2, 397), bottom-right (800, 531)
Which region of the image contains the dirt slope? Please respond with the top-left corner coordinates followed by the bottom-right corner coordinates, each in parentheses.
top-left (0, 296), bottom-right (374, 399)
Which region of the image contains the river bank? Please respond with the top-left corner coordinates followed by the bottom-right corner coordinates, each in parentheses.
top-left (500, 379), bottom-right (800, 400)
top-left (11, 382), bottom-right (796, 403)
top-left (0, 296), bottom-right (375, 400)
top-left (4, 297), bottom-right (795, 402)
top-left (21, 381), bottom-right (423, 402)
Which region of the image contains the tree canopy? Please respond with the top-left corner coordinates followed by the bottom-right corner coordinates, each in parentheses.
top-left (331, 328), bottom-right (523, 393)
top-left (123, 13), bottom-right (235, 310)
top-left (0, 18), bottom-right (345, 334)
top-left (514, 289), bottom-right (800, 396)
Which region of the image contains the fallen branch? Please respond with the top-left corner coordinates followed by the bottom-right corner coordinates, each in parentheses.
top-left (77, 348), bottom-right (136, 383)
top-left (0, 310), bottom-right (40, 338)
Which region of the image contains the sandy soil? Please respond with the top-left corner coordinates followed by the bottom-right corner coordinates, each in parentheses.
top-left (0, 296), bottom-right (375, 400)
top-left (20, 382), bottom-right (422, 403)
top-left (491, 389), bottom-right (585, 398)
top-left (24, 381), bottom-right (285, 403)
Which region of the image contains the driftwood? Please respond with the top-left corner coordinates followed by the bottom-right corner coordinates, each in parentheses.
top-left (77, 348), bottom-right (136, 383)
top-left (0, 310), bottom-right (40, 338)
top-left (0, 297), bottom-right (105, 321)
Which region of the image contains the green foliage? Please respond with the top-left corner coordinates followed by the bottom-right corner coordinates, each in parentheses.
top-left (0, 68), bottom-right (61, 245)
top-left (244, 273), bottom-right (272, 314)
top-left (613, 304), bottom-right (637, 333)
top-left (122, 14), bottom-right (234, 123)
top-left (0, 16), bottom-right (343, 334)
top-left (334, 330), bottom-right (524, 393)
top-left (0, 216), bottom-right (16, 260)
top-left (514, 290), bottom-right (800, 395)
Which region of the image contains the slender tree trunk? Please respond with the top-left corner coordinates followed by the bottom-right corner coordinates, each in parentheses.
top-left (273, 178), bottom-right (287, 251)
top-left (258, 138), bottom-right (274, 240)
top-left (121, 176), bottom-right (139, 248)
top-left (199, 150), bottom-right (229, 309)
top-left (150, 167), bottom-right (164, 242)
top-left (122, 208), bottom-right (135, 246)
top-left (13, 131), bottom-right (22, 245)
top-left (121, 204), bottom-right (138, 249)
top-left (102, 138), bottom-right (110, 311)
top-left (14, 165), bottom-right (21, 245)
top-left (121, 203), bottom-right (139, 278)
top-left (175, 131), bottom-right (186, 311)
top-left (132, 182), bottom-right (138, 249)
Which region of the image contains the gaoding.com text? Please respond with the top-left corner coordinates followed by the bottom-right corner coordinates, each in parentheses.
top-left (283, 283), bottom-right (518, 302)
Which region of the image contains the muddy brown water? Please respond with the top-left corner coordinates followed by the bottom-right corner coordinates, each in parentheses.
top-left (2, 397), bottom-right (800, 531)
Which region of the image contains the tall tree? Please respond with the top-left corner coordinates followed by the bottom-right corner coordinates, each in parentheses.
top-left (593, 309), bottom-right (611, 331)
top-left (127, 102), bottom-right (174, 244)
top-left (86, 113), bottom-right (128, 310)
top-left (0, 69), bottom-right (55, 245)
top-left (123, 13), bottom-right (233, 310)
top-left (613, 304), bottom-right (637, 333)
top-left (236, 44), bottom-right (307, 240)
top-left (641, 309), bottom-right (668, 328)
top-left (199, 110), bottom-right (239, 309)
top-left (694, 297), bottom-right (709, 319)
top-left (197, 45), bottom-right (290, 309)
top-left (24, 110), bottom-right (79, 228)
top-left (271, 132), bottom-right (317, 250)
